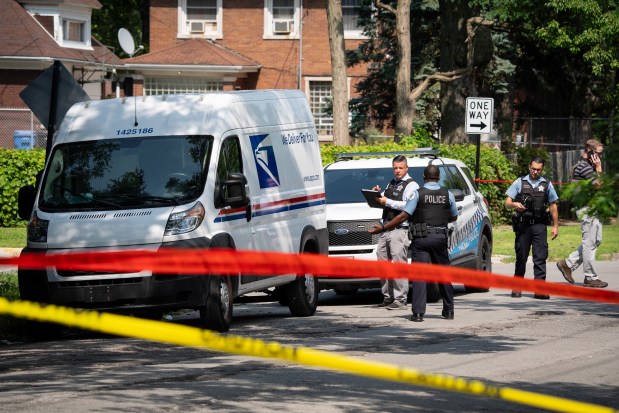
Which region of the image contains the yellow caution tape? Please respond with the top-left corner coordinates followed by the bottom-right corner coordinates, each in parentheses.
top-left (0, 297), bottom-right (616, 413)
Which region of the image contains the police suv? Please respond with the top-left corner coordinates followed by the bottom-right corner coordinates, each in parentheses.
top-left (320, 151), bottom-right (493, 301)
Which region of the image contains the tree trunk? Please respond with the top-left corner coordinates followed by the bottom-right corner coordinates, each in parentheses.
top-left (439, 0), bottom-right (474, 144)
top-left (326, 0), bottom-right (350, 146)
top-left (393, 0), bottom-right (413, 140)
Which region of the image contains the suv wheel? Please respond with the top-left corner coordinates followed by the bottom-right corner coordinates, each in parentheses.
top-left (464, 234), bottom-right (491, 293)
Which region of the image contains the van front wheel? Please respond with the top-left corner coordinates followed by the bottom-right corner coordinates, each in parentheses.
top-left (286, 273), bottom-right (318, 317)
top-left (199, 275), bottom-right (233, 332)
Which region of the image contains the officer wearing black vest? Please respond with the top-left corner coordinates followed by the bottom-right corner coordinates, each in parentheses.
top-left (505, 157), bottom-right (559, 299)
top-left (373, 155), bottom-right (419, 309)
top-left (371, 165), bottom-right (458, 322)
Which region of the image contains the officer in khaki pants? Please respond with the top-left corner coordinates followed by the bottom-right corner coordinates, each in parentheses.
top-left (373, 155), bottom-right (419, 310)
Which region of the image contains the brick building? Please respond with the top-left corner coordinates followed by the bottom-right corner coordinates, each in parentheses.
top-left (122, 0), bottom-right (369, 140)
top-left (1, 1), bottom-right (370, 145)
top-left (0, 0), bottom-right (119, 148)
top-left (0, 0), bottom-right (119, 106)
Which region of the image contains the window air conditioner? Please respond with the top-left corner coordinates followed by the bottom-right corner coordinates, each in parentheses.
top-left (273, 20), bottom-right (292, 34)
top-left (189, 21), bottom-right (205, 33)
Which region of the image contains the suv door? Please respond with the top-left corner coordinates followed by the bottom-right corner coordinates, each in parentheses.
top-left (440, 164), bottom-right (482, 267)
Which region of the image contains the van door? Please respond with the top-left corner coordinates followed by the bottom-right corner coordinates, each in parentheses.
top-left (214, 136), bottom-right (256, 284)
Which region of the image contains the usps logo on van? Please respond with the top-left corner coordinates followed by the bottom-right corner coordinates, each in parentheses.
top-left (250, 134), bottom-right (280, 188)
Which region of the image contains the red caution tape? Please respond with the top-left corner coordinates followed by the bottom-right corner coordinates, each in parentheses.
top-left (2, 249), bottom-right (618, 305)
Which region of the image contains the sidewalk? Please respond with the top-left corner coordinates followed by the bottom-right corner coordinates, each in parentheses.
top-left (0, 248), bottom-right (21, 273)
top-left (0, 248), bottom-right (21, 258)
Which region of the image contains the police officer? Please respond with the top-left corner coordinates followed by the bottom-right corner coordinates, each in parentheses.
top-left (371, 165), bottom-right (458, 322)
top-left (505, 157), bottom-right (559, 299)
top-left (373, 155), bottom-right (419, 309)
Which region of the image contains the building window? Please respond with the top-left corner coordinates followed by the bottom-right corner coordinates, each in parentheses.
top-left (179, 0), bottom-right (222, 39)
top-left (265, 0), bottom-right (299, 38)
top-left (308, 80), bottom-right (334, 138)
top-left (342, 0), bottom-right (366, 39)
top-left (144, 77), bottom-right (223, 95)
top-left (62, 19), bottom-right (85, 43)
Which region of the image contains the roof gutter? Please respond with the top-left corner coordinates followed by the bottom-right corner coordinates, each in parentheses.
top-left (120, 63), bottom-right (262, 74)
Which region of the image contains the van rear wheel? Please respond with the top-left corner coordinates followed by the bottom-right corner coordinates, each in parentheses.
top-left (199, 275), bottom-right (233, 332)
top-left (286, 273), bottom-right (318, 317)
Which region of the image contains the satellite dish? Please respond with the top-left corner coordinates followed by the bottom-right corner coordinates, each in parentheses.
top-left (118, 28), bottom-right (136, 57)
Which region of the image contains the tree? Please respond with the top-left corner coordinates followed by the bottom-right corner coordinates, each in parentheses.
top-left (326, 0), bottom-right (351, 146)
top-left (92, 0), bottom-right (150, 58)
top-left (474, 0), bottom-right (619, 146)
top-left (367, 1), bottom-right (468, 140)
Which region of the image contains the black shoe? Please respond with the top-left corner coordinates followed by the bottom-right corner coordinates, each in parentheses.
top-left (411, 313), bottom-right (424, 322)
top-left (533, 294), bottom-right (550, 300)
top-left (511, 291), bottom-right (522, 298)
top-left (377, 299), bottom-right (394, 308)
top-left (441, 310), bottom-right (454, 320)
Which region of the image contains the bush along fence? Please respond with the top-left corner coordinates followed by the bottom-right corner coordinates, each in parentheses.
top-left (2, 141), bottom-right (598, 228)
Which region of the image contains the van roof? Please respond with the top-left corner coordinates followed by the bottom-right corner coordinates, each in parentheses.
top-left (56, 90), bottom-right (314, 144)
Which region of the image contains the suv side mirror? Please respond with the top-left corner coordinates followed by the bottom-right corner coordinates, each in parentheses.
top-left (449, 188), bottom-right (465, 202)
top-left (223, 172), bottom-right (250, 208)
top-left (18, 185), bottom-right (36, 220)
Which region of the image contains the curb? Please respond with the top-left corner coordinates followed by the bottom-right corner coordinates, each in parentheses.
top-left (0, 248), bottom-right (22, 258)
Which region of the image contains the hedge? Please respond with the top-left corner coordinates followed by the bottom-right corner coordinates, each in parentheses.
top-left (0, 141), bottom-right (517, 227)
top-left (0, 148), bottom-right (45, 227)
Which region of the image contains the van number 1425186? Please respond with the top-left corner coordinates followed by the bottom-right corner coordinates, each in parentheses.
top-left (116, 127), bottom-right (154, 135)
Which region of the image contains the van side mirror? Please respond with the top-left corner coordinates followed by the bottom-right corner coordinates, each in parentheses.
top-left (223, 172), bottom-right (250, 208)
top-left (18, 185), bottom-right (36, 220)
top-left (449, 188), bottom-right (465, 202)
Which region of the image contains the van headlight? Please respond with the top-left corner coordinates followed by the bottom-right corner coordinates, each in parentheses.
top-left (165, 202), bottom-right (205, 235)
top-left (27, 212), bottom-right (49, 243)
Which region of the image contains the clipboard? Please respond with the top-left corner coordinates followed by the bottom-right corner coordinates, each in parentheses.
top-left (361, 189), bottom-right (383, 209)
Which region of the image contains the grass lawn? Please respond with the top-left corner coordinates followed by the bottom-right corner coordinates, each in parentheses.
top-left (0, 227), bottom-right (26, 249)
top-left (492, 222), bottom-right (619, 263)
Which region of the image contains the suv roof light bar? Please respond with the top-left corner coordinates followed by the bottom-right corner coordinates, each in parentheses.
top-left (334, 149), bottom-right (439, 161)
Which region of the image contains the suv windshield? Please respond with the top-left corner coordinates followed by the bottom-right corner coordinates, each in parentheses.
top-left (324, 164), bottom-right (468, 204)
top-left (40, 135), bottom-right (212, 211)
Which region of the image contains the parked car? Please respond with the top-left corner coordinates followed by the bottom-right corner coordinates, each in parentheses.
top-left (320, 150), bottom-right (493, 302)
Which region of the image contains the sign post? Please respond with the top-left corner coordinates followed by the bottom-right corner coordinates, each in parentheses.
top-left (465, 97), bottom-right (494, 188)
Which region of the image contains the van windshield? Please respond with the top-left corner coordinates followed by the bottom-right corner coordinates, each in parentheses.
top-left (39, 135), bottom-right (212, 211)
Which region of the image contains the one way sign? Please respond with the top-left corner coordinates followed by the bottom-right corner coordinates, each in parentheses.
top-left (465, 97), bottom-right (494, 134)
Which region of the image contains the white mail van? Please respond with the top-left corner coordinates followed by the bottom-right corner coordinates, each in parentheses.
top-left (18, 90), bottom-right (328, 332)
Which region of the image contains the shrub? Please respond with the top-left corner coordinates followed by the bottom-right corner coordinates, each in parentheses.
top-left (0, 272), bottom-right (27, 342)
top-left (436, 144), bottom-right (517, 225)
top-left (0, 272), bottom-right (19, 300)
top-left (0, 148), bottom-right (45, 227)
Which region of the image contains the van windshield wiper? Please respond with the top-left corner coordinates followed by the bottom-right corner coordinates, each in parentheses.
top-left (113, 193), bottom-right (182, 206)
top-left (138, 195), bottom-right (182, 205)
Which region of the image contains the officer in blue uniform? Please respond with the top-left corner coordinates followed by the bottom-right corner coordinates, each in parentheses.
top-left (371, 165), bottom-right (458, 322)
top-left (505, 157), bottom-right (559, 299)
